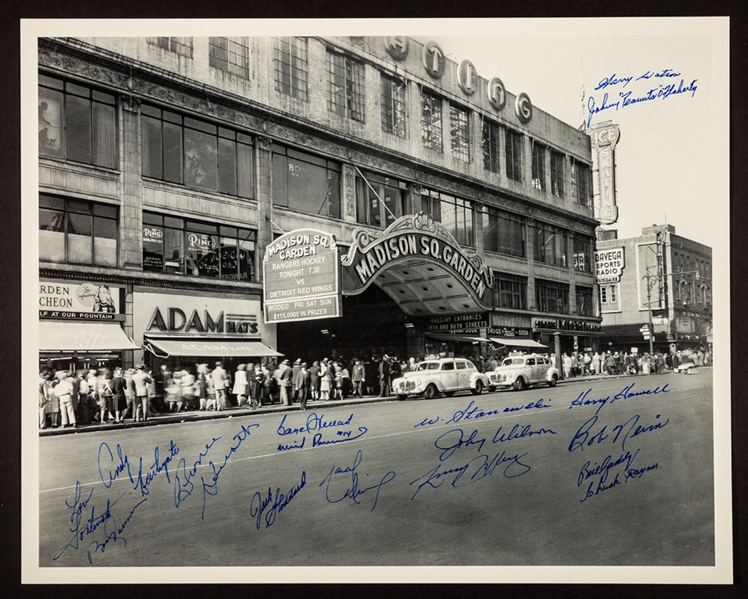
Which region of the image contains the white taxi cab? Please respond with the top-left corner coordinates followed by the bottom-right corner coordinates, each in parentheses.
top-left (486, 354), bottom-right (560, 391)
top-left (392, 358), bottom-right (490, 400)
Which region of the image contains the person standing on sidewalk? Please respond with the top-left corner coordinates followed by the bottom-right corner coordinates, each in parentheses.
top-left (294, 362), bottom-right (310, 409)
top-left (54, 370), bottom-right (77, 429)
top-left (233, 364), bottom-right (249, 407)
top-left (249, 364), bottom-right (264, 409)
top-left (39, 370), bottom-right (50, 429)
top-left (278, 359), bottom-right (293, 406)
top-left (351, 359), bottom-right (366, 398)
top-left (378, 356), bottom-right (391, 397)
top-left (132, 364), bottom-right (153, 422)
top-left (111, 367), bottom-right (128, 423)
top-left (212, 362), bottom-right (229, 410)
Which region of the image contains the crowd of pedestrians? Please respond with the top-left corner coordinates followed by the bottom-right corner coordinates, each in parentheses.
top-left (38, 347), bottom-right (711, 429)
top-left (558, 348), bottom-right (710, 379)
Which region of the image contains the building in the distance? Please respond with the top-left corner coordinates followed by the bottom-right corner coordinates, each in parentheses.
top-left (37, 35), bottom-right (601, 373)
top-left (595, 224), bottom-right (712, 354)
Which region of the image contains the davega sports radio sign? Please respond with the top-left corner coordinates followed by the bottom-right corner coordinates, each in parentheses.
top-left (594, 247), bottom-right (626, 283)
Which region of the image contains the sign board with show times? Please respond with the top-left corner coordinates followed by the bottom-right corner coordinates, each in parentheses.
top-left (263, 229), bottom-right (341, 324)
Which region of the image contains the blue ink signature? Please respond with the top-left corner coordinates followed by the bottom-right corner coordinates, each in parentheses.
top-left (277, 412), bottom-right (354, 436)
top-left (595, 69), bottom-right (681, 91)
top-left (568, 383), bottom-right (670, 415)
top-left (414, 398), bottom-right (552, 429)
top-left (85, 497), bottom-right (148, 562)
top-left (587, 93), bottom-right (621, 126)
top-left (311, 427), bottom-right (368, 447)
top-left (587, 74), bottom-right (697, 127)
top-left (434, 425), bottom-right (557, 461)
top-left (578, 449), bottom-right (640, 487)
top-left (636, 68), bottom-right (682, 81)
top-left (200, 424), bottom-right (259, 519)
top-left (173, 436), bottom-right (222, 510)
top-left (594, 73), bottom-right (634, 90)
top-left (568, 413), bottom-right (670, 453)
top-left (319, 449), bottom-right (396, 511)
top-left (250, 471), bottom-right (307, 529)
top-left (52, 482), bottom-right (148, 563)
top-left (278, 436), bottom-right (306, 452)
top-left (577, 447), bottom-right (660, 503)
top-left (97, 440), bottom-right (179, 497)
top-left (409, 450), bottom-right (531, 500)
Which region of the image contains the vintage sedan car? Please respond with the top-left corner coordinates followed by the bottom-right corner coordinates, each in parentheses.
top-left (392, 358), bottom-right (490, 400)
top-left (486, 354), bottom-right (560, 391)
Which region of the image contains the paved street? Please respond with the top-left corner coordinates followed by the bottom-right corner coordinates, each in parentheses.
top-left (39, 370), bottom-right (713, 567)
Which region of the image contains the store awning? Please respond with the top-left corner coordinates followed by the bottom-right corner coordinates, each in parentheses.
top-left (143, 336), bottom-right (283, 359)
top-left (40, 321), bottom-right (139, 351)
top-left (425, 333), bottom-right (486, 344)
top-left (488, 337), bottom-right (549, 349)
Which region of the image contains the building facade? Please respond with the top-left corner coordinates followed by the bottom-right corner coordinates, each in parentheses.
top-left (37, 35), bottom-right (601, 372)
top-left (596, 224), bottom-right (712, 354)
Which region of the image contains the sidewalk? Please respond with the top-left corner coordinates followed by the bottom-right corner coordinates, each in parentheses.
top-left (39, 366), bottom-right (710, 437)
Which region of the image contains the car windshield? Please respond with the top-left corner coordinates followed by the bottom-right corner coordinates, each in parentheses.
top-left (417, 362), bottom-right (441, 371)
top-left (502, 358), bottom-right (525, 366)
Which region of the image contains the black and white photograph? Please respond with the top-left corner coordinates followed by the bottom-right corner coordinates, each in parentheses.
top-left (21, 17), bottom-right (731, 584)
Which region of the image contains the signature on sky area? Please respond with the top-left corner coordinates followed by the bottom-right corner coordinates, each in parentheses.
top-left (586, 68), bottom-right (698, 126)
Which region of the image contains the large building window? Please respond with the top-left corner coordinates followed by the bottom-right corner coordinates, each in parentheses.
top-left (274, 37), bottom-right (308, 101)
top-left (534, 223), bottom-right (568, 267)
top-left (576, 286), bottom-right (594, 316)
top-left (147, 37), bottom-right (193, 58)
top-left (141, 104), bottom-right (254, 198)
top-left (493, 272), bottom-right (527, 310)
top-left (327, 51), bottom-right (366, 122)
top-left (550, 151), bottom-right (565, 197)
top-left (482, 120), bottom-right (500, 173)
top-left (573, 235), bottom-right (593, 273)
top-left (505, 129), bottom-right (523, 182)
top-left (142, 212), bottom-right (255, 281)
top-left (482, 207), bottom-right (526, 258)
top-left (420, 188), bottom-right (474, 246)
top-left (355, 171), bottom-right (407, 228)
top-left (449, 103), bottom-right (470, 162)
top-left (272, 144), bottom-right (341, 219)
top-left (39, 194), bottom-right (117, 267)
top-left (380, 73), bottom-right (406, 138)
top-left (531, 142), bottom-right (546, 191)
top-left (572, 161), bottom-right (593, 206)
top-left (39, 74), bottom-right (117, 168)
top-left (209, 37), bottom-right (250, 78)
top-left (536, 279), bottom-right (569, 314)
top-left (421, 89), bottom-right (443, 152)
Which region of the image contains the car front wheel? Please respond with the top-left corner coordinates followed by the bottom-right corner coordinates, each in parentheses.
top-left (424, 384), bottom-right (438, 400)
top-left (513, 377), bottom-right (526, 391)
top-left (471, 380), bottom-right (484, 395)
top-left (548, 374), bottom-right (558, 387)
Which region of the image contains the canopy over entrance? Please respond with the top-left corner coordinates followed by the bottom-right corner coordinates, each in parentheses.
top-left (40, 321), bottom-right (139, 351)
top-left (489, 337), bottom-right (548, 350)
top-left (340, 213), bottom-right (494, 317)
top-left (143, 336), bottom-right (283, 359)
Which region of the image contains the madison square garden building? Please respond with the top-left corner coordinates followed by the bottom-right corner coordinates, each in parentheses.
top-left (37, 35), bottom-right (602, 372)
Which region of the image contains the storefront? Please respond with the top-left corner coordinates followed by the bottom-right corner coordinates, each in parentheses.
top-left (133, 289), bottom-right (281, 374)
top-left (39, 280), bottom-right (138, 371)
top-left (532, 317), bottom-right (603, 356)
